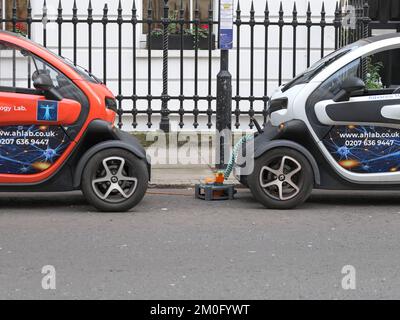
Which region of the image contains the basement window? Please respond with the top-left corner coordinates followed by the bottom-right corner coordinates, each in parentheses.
top-left (143, 0), bottom-right (215, 50)
top-left (1, 0), bottom-right (28, 36)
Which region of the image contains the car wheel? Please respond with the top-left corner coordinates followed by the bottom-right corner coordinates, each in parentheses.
top-left (239, 175), bottom-right (249, 188)
top-left (81, 148), bottom-right (148, 212)
top-left (247, 148), bottom-right (313, 209)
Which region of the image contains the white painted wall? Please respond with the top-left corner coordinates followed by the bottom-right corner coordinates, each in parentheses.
top-left (20, 0), bottom-right (336, 130)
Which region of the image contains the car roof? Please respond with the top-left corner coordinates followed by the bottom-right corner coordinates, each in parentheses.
top-left (362, 32), bottom-right (400, 44)
top-left (0, 29), bottom-right (27, 39)
top-left (0, 30), bottom-right (44, 49)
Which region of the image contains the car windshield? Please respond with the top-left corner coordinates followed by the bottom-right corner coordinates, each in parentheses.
top-left (59, 55), bottom-right (102, 84)
top-left (282, 42), bottom-right (361, 92)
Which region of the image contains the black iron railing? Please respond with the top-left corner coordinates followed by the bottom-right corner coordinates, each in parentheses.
top-left (338, 0), bottom-right (371, 80)
top-left (338, 0), bottom-right (370, 47)
top-left (0, 0), bottom-right (371, 130)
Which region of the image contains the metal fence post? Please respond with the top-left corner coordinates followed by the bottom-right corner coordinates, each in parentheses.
top-left (216, 50), bottom-right (232, 169)
top-left (361, 0), bottom-right (370, 81)
top-left (159, 0), bottom-right (170, 132)
top-left (362, 1), bottom-right (370, 38)
top-left (216, 0), bottom-right (233, 169)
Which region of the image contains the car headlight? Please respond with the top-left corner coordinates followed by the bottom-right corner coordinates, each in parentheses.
top-left (268, 97), bottom-right (288, 114)
top-left (105, 97), bottom-right (118, 113)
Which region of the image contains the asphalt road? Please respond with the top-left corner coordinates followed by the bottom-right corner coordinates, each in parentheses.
top-left (1, 189), bottom-right (400, 300)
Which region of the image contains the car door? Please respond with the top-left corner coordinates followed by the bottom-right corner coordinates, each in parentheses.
top-left (308, 50), bottom-right (400, 181)
top-left (0, 41), bottom-right (81, 175)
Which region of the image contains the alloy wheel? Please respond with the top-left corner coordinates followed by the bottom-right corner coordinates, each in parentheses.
top-left (259, 155), bottom-right (302, 201)
top-left (91, 157), bottom-right (138, 203)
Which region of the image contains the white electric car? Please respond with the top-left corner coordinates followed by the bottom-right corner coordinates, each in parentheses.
top-left (237, 33), bottom-right (400, 209)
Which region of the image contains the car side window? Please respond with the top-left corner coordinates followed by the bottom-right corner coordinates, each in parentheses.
top-left (0, 40), bottom-right (71, 91)
top-left (369, 48), bottom-right (400, 89)
top-left (31, 58), bottom-right (69, 90)
top-left (309, 46), bottom-right (400, 108)
top-left (0, 41), bottom-right (32, 89)
top-left (30, 56), bottom-right (85, 103)
top-left (0, 40), bottom-right (87, 106)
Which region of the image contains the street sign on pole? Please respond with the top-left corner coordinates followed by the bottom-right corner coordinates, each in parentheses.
top-left (219, 0), bottom-right (234, 50)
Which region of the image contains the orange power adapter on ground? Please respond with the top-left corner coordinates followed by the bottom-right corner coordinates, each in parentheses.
top-left (195, 172), bottom-right (236, 201)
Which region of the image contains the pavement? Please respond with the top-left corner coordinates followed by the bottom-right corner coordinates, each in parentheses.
top-left (144, 142), bottom-right (239, 186)
top-left (150, 167), bottom-right (237, 187)
top-left (1, 188), bottom-right (400, 299)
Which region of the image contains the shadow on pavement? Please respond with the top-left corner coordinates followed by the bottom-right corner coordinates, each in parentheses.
top-left (0, 189), bottom-right (400, 213)
top-left (309, 190), bottom-right (400, 206)
top-left (237, 189), bottom-right (400, 209)
top-left (0, 192), bottom-right (89, 210)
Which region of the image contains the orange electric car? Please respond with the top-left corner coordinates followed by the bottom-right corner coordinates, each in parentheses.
top-left (0, 31), bottom-right (150, 211)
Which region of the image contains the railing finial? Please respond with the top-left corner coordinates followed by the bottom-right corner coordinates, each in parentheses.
top-left (293, 2), bottom-right (297, 20)
top-left (27, 0), bottom-right (32, 15)
top-left (43, 0), bottom-right (47, 15)
top-left (278, 1), bottom-right (284, 25)
top-left (72, 0), bottom-right (77, 19)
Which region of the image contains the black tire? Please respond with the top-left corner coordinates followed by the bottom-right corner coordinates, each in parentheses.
top-left (239, 175), bottom-right (249, 188)
top-left (247, 148), bottom-right (313, 209)
top-left (81, 148), bottom-right (148, 212)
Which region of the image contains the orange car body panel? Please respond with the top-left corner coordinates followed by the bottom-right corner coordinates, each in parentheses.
top-left (0, 92), bottom-right (81, 126)
top-left (0, 33), bottom-right (116, 184)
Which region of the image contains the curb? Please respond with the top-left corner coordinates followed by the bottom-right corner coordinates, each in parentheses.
top-left (148, 183), bottom-right (244, 189)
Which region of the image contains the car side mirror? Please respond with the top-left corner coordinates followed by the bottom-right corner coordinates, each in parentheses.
top-left (333, 76), bottom-right (365, 102)
top-left (33, 73), bottom-right (63, 101)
